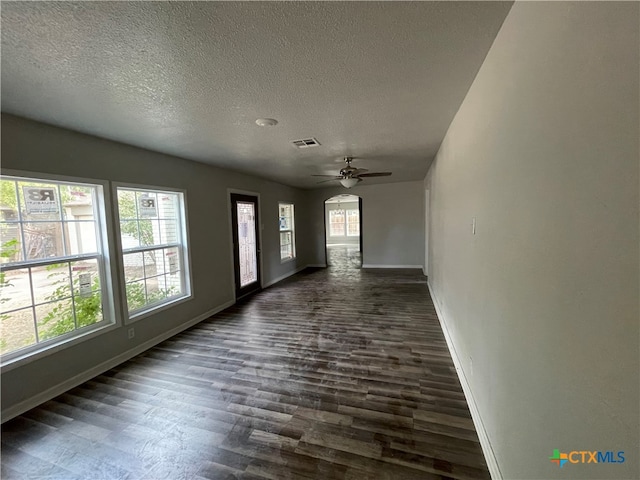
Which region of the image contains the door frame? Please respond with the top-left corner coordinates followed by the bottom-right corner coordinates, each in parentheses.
top-left (424, 188), bottom-right (430, 278)
top-left (228, 189), bottom-right (263, 300)
top-left (323, 195), bottom-right (363, 266)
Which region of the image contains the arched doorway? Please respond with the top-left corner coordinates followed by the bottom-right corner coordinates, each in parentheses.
top-left (324, 194), bottom-right (362, 268)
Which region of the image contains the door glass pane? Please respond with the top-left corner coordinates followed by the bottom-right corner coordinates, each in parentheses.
top-left (237, 202), bottom-right (257, 287)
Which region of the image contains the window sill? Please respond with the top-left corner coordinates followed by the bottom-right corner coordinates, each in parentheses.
top-left (1, 321), bottom-right (119, 373)
top-left (126, 294), bottom-right (193, 324)
top-left (280, 257), bottom-right (296, 264)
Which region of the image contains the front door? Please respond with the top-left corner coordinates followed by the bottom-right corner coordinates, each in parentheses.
top-left (230, 193), bottom-right (261, 299)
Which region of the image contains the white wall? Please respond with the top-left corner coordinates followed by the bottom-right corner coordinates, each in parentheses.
top-left (308, 182), bottom-right (424, 268)
top-left (325, 201), bottom-right (359, 245)
top-left (425, 2), bottom-right (639, 479)
top-left (0, 113), bottom-right (312, 417)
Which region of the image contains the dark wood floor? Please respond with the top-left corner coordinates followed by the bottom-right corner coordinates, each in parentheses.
top-left (1, 251), bottom-right (489, 479)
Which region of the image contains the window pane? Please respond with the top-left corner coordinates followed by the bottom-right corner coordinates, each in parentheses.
top-left (280, 231), bottom-right (291, 246)
top-left (146, 274), bottom-right (167, 304)
top-left (138, 219), bottom-right (156, 246)
top-left (123, 252), bottom-right (145, 282)
top-left (279, 204), bottom-right (293, 231)
top-left (1, 307), bottom-right (36, 355)
top-left (165, 247), bottom-right (182, 296)
top-left (71, 259), bottom-right (101, 295)
top-left (73, 291), bottom-right (103, 328)
top-left (0, 180), bottom-right (19, 218)
top-left (126, 281), bottom-right (147, 311)
top-left (143, 250), bottom-right (159, 277)
top-left (65, 221), bottom-right (99, 255)
top-left (329, 210), bottom-right (345, 236)
top-left (159, 220), bottom-right (178, 244)
top-left (347, 210), bottom-right (360, 236)
top-left (71, 259), bottom-right (103, 329)
top-left (137, 192), bottom-right (159, 220)
top-left (36, 299), bottom-right (75, 341)
top-left (32, 264), bottom-right (71, 305)
top-left (117, 190), bottom-right (137, 219)
top-left (23, 222), bottom-right (64, 260)
top-left (1, 267), bottom-right (32, 312)
top-left (60, 184), bottom-right (95, 221)
top-left (120, 220), bottom-right (140, 249)
top-left (158, 193), bottom-right (179, 219)
top-left (18, 182), bottom-right (61, 221)
top-left (280, 230), bottom-right (293, 260)
top-left (0, 225), bottom-right (23, 263)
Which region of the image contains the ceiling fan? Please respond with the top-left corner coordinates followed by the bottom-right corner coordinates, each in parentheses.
top-left (312, 157), bottom-right (392, 188)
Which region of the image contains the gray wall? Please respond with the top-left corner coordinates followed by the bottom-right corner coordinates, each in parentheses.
top-left (308, 182), bottom-right (424, 267)
top-left (425, 2), bottom-right (639, 479)
top-left (325, 201), bottom-right (359, 245)
top-left (1, 113), bottom-right (313, 415)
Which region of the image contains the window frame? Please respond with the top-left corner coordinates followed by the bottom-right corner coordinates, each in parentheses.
top-left (0, 170), bottom-right (119, 370)
top-left (278, 202), bottom-right (296, 263)
top-left (113, 182), bottom-right (192, 324)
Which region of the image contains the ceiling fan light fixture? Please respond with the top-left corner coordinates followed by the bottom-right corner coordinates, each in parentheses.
top-left (340, 177), bottom-right (359, 189)
top-left (255, 118), bottom-right (278, 127)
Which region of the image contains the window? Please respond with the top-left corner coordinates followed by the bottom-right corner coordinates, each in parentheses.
top-left (329, 208), bottom-right (359, 237)
top-left (0, 175), bottom-right (113, 359)
top-left (329, 209), bottom-right (345, 236)
top-left (278, 203), bottom-right (295, 261)
top-left (347, 209), bottom-right (360, 236)
top-left (116, 187), bottom-right (190, 318)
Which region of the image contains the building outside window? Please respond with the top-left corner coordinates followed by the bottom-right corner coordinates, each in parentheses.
top-left (0, 175), bottom-right (113, 359)
top-left (279, 203), bottom-right (295, 261)
top-left (116, 187), bottom-right (190, 318)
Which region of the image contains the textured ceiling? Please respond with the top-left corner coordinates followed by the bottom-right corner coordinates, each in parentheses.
top-left (1, 1), bottom-right (512, 189)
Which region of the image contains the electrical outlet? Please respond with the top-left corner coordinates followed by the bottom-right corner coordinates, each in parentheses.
top-left (128, 328), bottom-right (135, 339)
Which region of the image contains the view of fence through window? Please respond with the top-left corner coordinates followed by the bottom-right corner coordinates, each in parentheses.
top-left (0, 177), bottom-right (106, 356)
top-left (117, 188), bottom-right (186, 315)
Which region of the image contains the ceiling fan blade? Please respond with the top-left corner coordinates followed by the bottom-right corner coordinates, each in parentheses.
top-left (358, 172), bottom-right (392, 177)
top-left (311, 174), bottom-right (342, 178)
top-left (351, 168), bottom-right (369, 175)
top-left (316, 178), bottom-right (340, 184)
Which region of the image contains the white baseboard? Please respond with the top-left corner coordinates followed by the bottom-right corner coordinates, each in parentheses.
top-left (361, 264), bottom-right (424, 269)
top-left (427, 282), bottom-right (502, 480)
top-left (1, 299), bottom-right (235, 423)
top-left (263, 265), bottom-right (308, 288)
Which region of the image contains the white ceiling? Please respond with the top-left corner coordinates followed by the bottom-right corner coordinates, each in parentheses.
top-left (1, 1), bottom-right (512, 189)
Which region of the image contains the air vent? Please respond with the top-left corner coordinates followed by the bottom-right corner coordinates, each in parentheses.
top-left (292, 138), bottom-right (321, 148)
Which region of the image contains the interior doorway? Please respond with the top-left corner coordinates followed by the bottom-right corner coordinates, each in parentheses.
top-left (230, 193), bottom-right (261, 299)
top-left (324, 194), bottom-right (362, 269)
